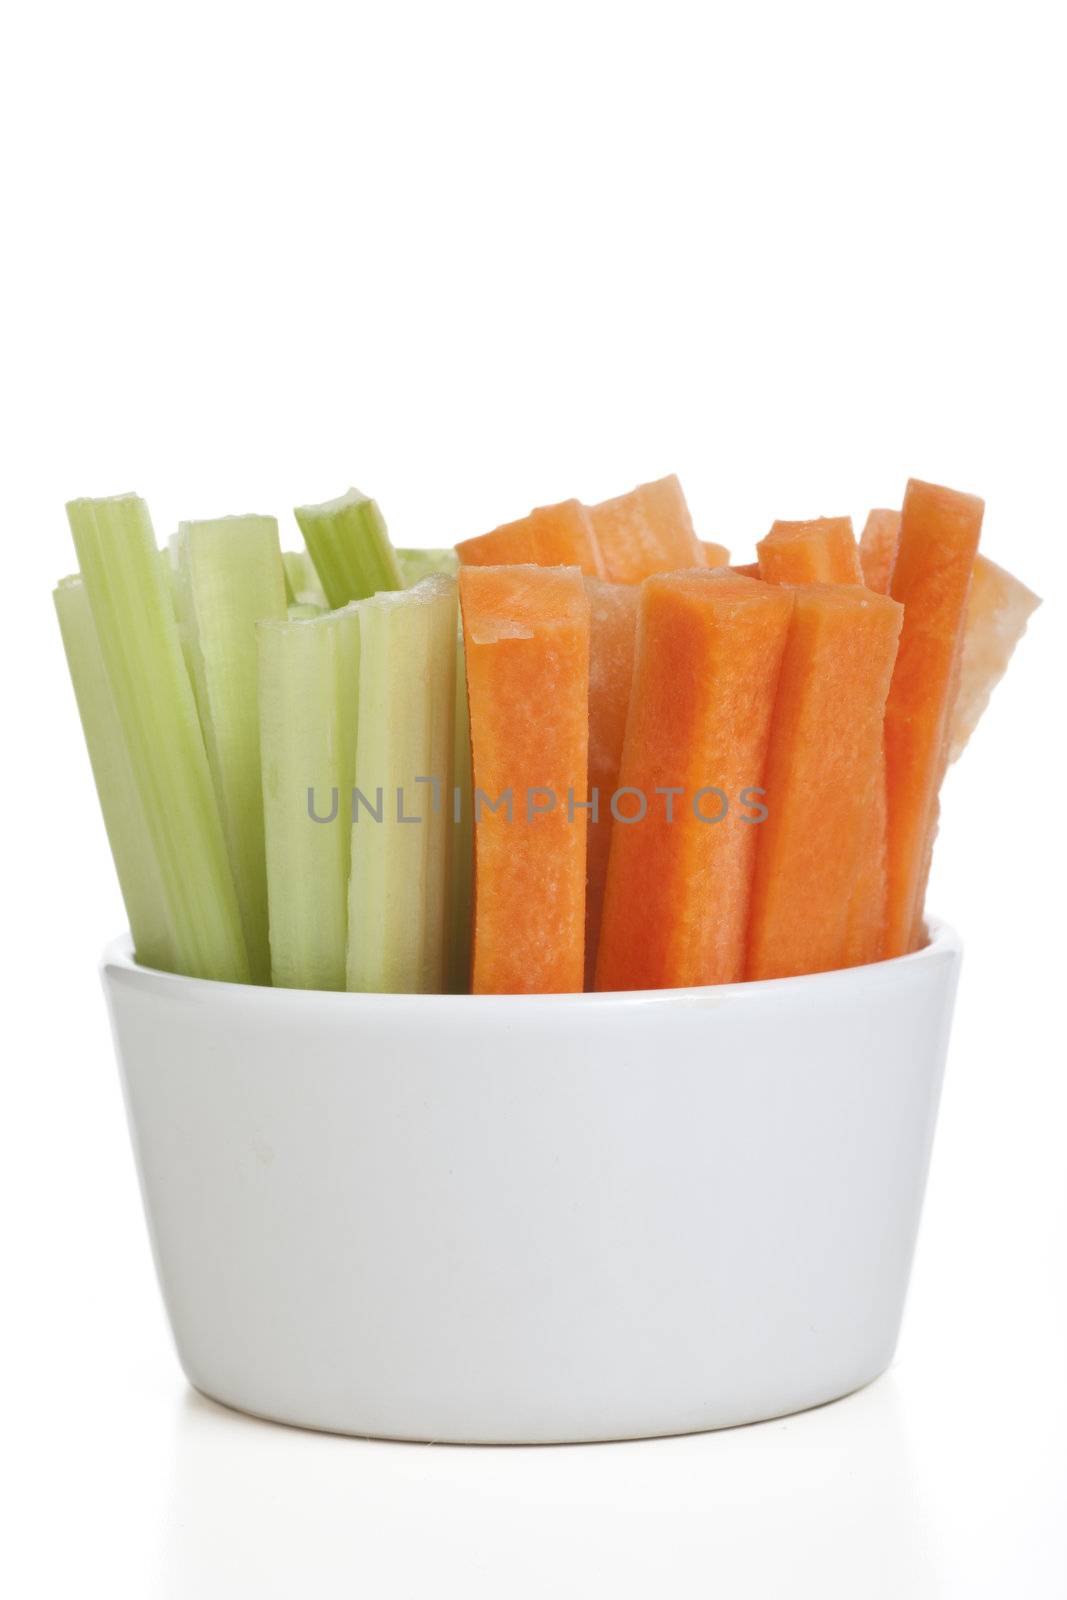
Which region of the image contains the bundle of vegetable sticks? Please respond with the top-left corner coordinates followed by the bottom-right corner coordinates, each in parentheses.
top-left (55, 475), bottom-right (1039, 994)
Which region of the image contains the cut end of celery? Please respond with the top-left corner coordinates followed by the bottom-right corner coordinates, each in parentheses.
top-left (294, 487), bottom-right (404, 608)
top-left (66, 491), bottom-right (141, 513)
top-left (397, 547), bottom-right (460, 586)
top-left (361, 571), bottom-right (454, 613)
top-left (294, 487), bottom-right (372, 520)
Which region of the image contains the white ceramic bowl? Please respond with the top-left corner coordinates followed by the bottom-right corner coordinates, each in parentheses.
top-left (102, 922), bottom-right (961, 1443)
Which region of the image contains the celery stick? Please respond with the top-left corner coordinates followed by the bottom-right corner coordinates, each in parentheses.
top-left (66, 495), bottom-right (249, 983)
top-left (447, 629), bottom-right (474, 992)
top-left (160, 542), bottom-right (180, 613)
top-left (175, 516), bottom-right (287, 983)
top-left (398, 547), bottom-right (459, 585)
top-left (287, 600), bottom-right (325, 619)
top-left (259, 606), bottom-right (360, 989)
top-left (347, 576), bottom-right (457, 993)
top-left (53, 576), bottom-right (177, 972)
top-left (295, 488), bottom-right (403, 608)
top-left (282, 550), bottom-right (327, 606)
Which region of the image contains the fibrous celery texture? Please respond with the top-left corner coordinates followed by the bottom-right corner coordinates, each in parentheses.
top-left (282, 549), bottom-right (327, 608)
top-left (65, 495), bottom-right (249, 982)
top-left (54, 576), bottom-right (176, 972)
top-left (173, 516), bottom-right (287, 982)
top-left (347, 576), bottom-right (457, 993)
top-left (294, 489), bottom-right (403, 609)
top-left (397, 547), bottom-right (459, 585)
top-left (259, 605), bottom-right (360, 990)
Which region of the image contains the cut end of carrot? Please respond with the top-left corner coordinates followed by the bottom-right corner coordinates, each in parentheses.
top-left (757, 517), bottom-right (863, 586)
top-left (700, 540), bottom-right (731, 567)
top-left (458, 563), bottom-right (588, 644)
top-left (902, 477), bottom-right (985, 532)
top-left (587, 474), bottom-right (704, 583)
top-left (457, 500), bottom-right (604, 579)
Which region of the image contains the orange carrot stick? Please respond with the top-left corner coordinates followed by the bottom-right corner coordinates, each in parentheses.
top-left (459, 564), bottom-right (590, 993)
top-left (457, 499), bottom-right (605, 579)
top-left (757, 518), bottom-right (892, 966)
top-left (700, 540), bottom-right (730, 567)
top-left (858, 509), bottom-right (901, 594)
top-left (730, 561), bottom-right (762, 579)
top-left (587, 475), bottom-right (705, 582)
top-left (745, 586), bottom-right (903, 980)
top-left (841, 765), bottom-right (888, 968)
top-left (859, 507), bottom-right (1041, 762)
top-left (757, 516), bottom-right (863, 585)
top-left (594, 572), bottom-right (793, 991)
top-left (583, 578), bottom-right (640, 987)
top-left (884, 479), bottom-right (983, 957)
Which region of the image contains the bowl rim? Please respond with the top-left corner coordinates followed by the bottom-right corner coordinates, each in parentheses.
top-left (101, 918), bottom-right (960, 1011)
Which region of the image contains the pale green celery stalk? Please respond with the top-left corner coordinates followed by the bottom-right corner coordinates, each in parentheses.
top-left (347, 576), bottom-right (457, 993)
top-left (259, 606), bottom-right (360, 990)
top-left (53, 577), bottom-right (177, 972)
top-left (66, 495), bottom-right (249, 983)
top-left (287, 600), bottom-right (325, 619)
top-left (397, 547), bottom-right (459, 585)
top-left (294, 488), bottom-right (403, 609)
top-left (282, 550), bottom-right (327, 606)
top-left (447, 629), bottom-right (474, 992)
top-left (160, 542), bottom-right (179, 612)
top-left (174, 515), bottom-right (287, 983)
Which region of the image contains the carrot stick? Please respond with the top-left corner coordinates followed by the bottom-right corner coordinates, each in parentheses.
top-left (587, 475), bottom-right (704, 582)
top-left (757, 516), bottom-right (863, 585)
top-left (594, 572), bottom-right (793, 991)
top-left (859, 508), bottom-right (1041, 763)
top-left (858, 509), bottom-right (901, 594)
top-left (746, 586), bottom-right (903, 979)
top-left (949, 555), bottom-right (1041, 762)
top-left (841, 766), bottom-right (888, 968)
top-left (884, 478), bottom-right (983, 957)
top-left (583, 578), bottom-right (640, 987)
top-left (700, 540), bottom-right (730, 567)
top-left (459, 564), bottom-right (590, 993)
top-left (457, 500), bottom-right (604, 578)
top-left (730, 561), bottom-right (762, 579)
top-left (757, 517), bottom-right (892, 967)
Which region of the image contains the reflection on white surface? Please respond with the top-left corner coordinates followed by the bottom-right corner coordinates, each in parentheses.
top-left (161, 1374), bottom-right (933, 1600)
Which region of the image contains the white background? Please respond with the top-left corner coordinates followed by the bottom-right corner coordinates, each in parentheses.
top-left (2, 2), bottom-right (1065, 1595)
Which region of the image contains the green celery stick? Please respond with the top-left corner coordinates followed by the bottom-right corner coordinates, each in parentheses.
top-left (53, 576), bottom-right (177, 972)
top-left (282, 549), bottom-right (327, 606)
top-left (287, 600), bottom-right (326, 619)
top-left (347, 576), bottom-right (457, 993)
top-left (447, 629), bottom-right (474, 992)
top-left (397, 547), bottom-right (459, 585)
top-left (174, 515), bottom-right (287, 983)
top-left (66, 495), bottom-right (249, 983)
top-left (258, 606), bottom-right (360, 989)
top-left (294, 488), bottom-right (403, 608)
